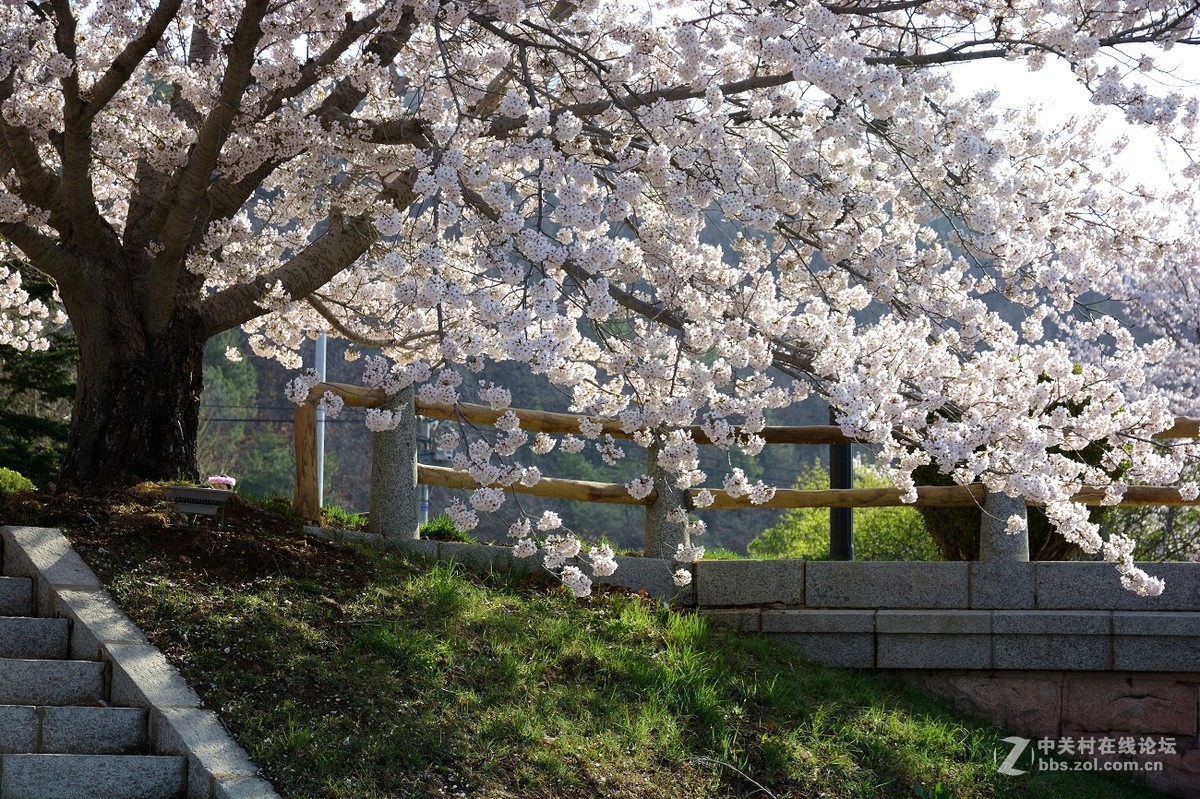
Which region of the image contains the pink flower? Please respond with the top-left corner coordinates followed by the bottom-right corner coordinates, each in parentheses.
top-left (207, 475), bottom-right (236, 490)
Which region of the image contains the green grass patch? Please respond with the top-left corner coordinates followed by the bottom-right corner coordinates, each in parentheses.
top-left (319, 505), bottom-right (369, 531)
top-left (419, 512), bottom-right (476, 542)
top-left (80, 539), bottom-right (1166, 799)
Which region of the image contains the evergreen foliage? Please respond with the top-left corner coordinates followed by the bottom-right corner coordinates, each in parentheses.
top-left (198, 330), bottom-right (297, 499)
top-left (0, 466), bottom-right (34, 495)
top-left (0, 263), bottom-right (75, 487)
top-left (748, 461), bottom-right (939, 561)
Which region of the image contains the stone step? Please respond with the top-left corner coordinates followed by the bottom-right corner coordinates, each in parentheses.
top-left (0, 659), bottom-right (104, 706)
top-left (0, 577), bottom-right (32, 617)
top-left (0, 705), bottom-right (147, 754)
top-left (0, 753), bottom-right (186, 799)
top-left (0, 618), bottom-right (68, 660)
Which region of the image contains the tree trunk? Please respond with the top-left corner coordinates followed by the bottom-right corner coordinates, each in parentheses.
top-left (57, 279), bottom-right (205, 487)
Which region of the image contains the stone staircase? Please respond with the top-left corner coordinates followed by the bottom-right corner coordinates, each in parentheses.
top-left (0, 562), bottom-right (187, 799)
top-left (0, 526), bottom-right (280, 799)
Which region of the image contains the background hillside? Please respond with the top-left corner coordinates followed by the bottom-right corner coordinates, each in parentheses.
top-left (199, 329), bottom-right (832, 554)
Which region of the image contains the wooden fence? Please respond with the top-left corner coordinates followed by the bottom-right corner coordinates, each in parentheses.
top-left (294, 381), bottom-right (1200, 555)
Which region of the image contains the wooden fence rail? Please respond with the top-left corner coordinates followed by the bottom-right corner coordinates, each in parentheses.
top-left (293, 382), bottom-right (1200, 558)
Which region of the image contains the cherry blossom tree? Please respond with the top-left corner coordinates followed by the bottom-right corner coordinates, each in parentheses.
top-left (2, 0), bottom-right (1199, 590)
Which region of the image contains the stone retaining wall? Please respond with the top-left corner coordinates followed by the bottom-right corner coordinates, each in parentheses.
top-left (692, 559), bottom-right (1200, 672)
top-left (891, 669), bottom-right (1199, 798)
top-left (689, 558), bottom-right (1199, 797)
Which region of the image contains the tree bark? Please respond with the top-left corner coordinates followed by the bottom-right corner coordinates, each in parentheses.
top-left (57, 273), bottom-right (205, 486)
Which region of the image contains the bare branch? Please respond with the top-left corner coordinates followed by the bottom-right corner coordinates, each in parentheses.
top-left (306, 293), bottom-right (439, 350)
top-left (144, 0), bottom-right (271, 336)
top-left (459, 184), bottom-right (815, 376)
top-left (82, 0), bottom-right (183, 120)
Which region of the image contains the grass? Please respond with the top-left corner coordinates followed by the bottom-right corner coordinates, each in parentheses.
top-left (418, 511), bottom-right (477, 542)
top-left (73, 532), bottom-right (1167, 799)
top-left (319, 505), bottom-right (369, 531)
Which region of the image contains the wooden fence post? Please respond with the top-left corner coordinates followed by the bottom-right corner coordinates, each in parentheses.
top-left (293, 401), bottom-right (320, 520)
top-left (369, 386), bottom-right (420, 543)
top-left (979, 489), bottom-right (1029, 561)
top-left (643, 443), bottom-right (688, 560)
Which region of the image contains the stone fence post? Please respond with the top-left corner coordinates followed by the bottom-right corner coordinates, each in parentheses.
top-left (979, 489), bottom-right (1029, 561)
top-left (644, 443), bottom-right (688, 560)
top-left (369, 386), bottom-right (420, 543)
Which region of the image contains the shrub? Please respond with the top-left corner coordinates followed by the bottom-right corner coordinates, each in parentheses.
top-left (748, 461), bottom-right (938, 561)
top-left (419, 513), bottom-right (476, 543)
top-left (321, 505), bottom-right (369, 531)
top-left (1101, 461), bottom-right (1200, 562)
top-left (911, 464), bottom-right (1085, 561)
top-left (0, 467), bottom-right (35, 495)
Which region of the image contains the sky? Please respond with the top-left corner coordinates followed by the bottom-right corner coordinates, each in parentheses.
top-left (950, 49), bottom-right (1200, 193)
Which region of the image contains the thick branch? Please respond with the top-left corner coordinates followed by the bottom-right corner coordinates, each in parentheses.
top-left (188, 0), bottom-right (216, 65)
top-left (822, 0), bottom-right (932, 14)
top-left (82, 0), bottom-right (183, 119)
top-left (254, 10), bottom-right (385, 120)
top-left (122, 158), bottom-right (170, 254)
top-left (486, 71), bottom-right (796, 137)
top-left (307, 9), bottom-right (419, 131)
top-left (144, 0), bottom-right (270, 336)
top-left (0, 222), bottom-right (83, 288)
top-left (199, 214), bottom-right (378, 336)
top-left (0, 122), bottom-right (64, 220)
top-left (202, 7), bottom-right (417, 224)
top-left (327, 112), bottom-right (431, 145)
top-left (49, 0), bottom-right (113, 255)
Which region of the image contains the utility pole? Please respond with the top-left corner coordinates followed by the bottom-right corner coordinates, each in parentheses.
top-left (315, 332), bottom-right (327, 509)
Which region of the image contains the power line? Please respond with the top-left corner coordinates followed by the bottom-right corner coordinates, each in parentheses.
top-left (202, 417), bottom-right (363, 424)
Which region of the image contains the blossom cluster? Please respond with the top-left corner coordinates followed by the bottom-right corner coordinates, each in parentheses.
top-left (0, 268), bottom-right (54, 352)
top-left (284, 370), bottom-right (321, 406)
top-left (3, 0), bottom-right (1199, 595)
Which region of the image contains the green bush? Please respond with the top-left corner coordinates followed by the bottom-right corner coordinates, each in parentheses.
top-left (748, 461), bottom-right (938, 561)
top-left (912, 464), bottom-right (1085, 561)
top-left (0, 466), bottom-right (35, 495)
top-left (915, 368), bottom-right (1122, 561)
top-left (1101, 461), bottom-right (1200, 562)
top-left (321, 505), bottom-right (369, 531)
top-left (419, 512), bottom-right (475, 543)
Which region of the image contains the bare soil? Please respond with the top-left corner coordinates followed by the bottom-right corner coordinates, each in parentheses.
top-left (1, 484), bottom-right (372, 592)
